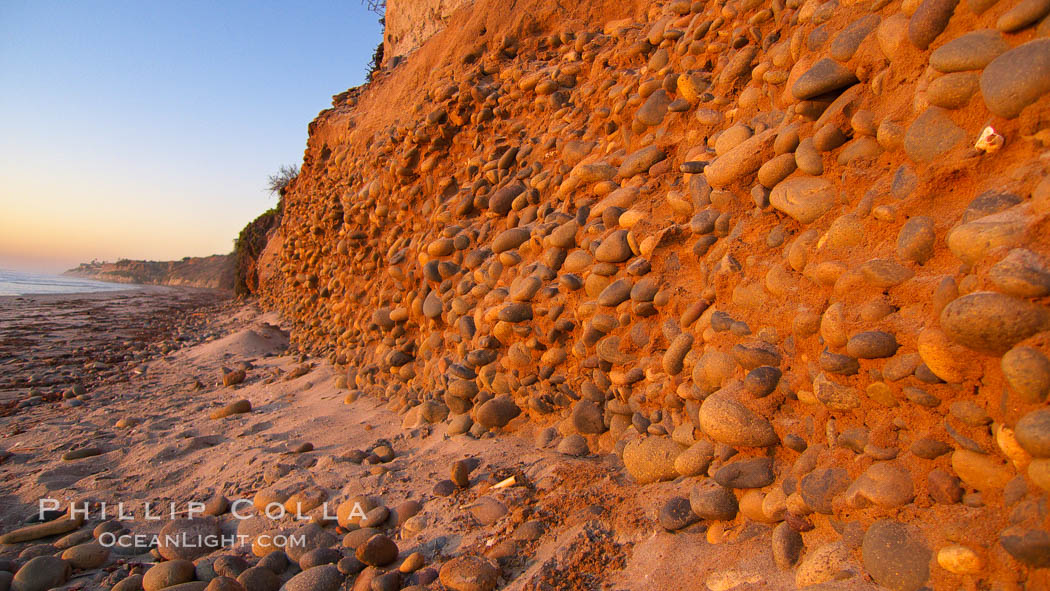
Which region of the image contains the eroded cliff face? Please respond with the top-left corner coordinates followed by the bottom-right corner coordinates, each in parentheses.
top-left (384, 0), bottom-right (476, 62)
top-left (261, 0), bottom-right (1050, 587)
top-left (66, 255), bottom-right (234, 290)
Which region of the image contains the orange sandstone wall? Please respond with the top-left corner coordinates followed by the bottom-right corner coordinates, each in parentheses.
top-left (261, 0), bottom-right (1050, 587)
top-left (384, 0), bottom-right (476, 62)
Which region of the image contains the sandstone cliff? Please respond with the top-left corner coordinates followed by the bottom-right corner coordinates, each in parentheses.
top-left (66, 255), bottom-right (234, 290)
top-left (258, 0), bottom-right (1050, 587)
top-left (383, 0), bottom-right (475, 62)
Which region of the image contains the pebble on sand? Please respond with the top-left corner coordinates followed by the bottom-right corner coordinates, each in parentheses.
top-left (210, 399), bottom-right (251, 419)
top-left (438, 555), bottom-right (501, 591)
top-left (622, 436), bottom-right (683, 484)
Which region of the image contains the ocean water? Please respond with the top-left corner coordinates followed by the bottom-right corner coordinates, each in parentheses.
top-left (0, 269), bottom-right (133, 296)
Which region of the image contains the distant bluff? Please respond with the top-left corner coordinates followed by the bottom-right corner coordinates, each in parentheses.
top-left (66, 255), bottom-right (234, 290)
top-left (255, 0), bottom-right (1050, 588)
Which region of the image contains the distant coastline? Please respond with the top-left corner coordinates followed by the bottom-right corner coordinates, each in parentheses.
top-left (64, 254), bottom-right (234, 290)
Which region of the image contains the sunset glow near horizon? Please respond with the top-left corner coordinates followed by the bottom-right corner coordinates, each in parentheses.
top-left (0, 1), bottom-right (383, 273)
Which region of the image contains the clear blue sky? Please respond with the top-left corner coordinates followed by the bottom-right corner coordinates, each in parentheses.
top-left (0, 0), bottom-right (383, 273)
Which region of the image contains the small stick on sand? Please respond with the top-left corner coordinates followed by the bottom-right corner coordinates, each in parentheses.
top-left (491, 475), bottom-right (516, 489)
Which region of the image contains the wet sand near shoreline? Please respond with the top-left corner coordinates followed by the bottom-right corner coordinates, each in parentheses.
top-left (0, 287), bottom-right (230, 410)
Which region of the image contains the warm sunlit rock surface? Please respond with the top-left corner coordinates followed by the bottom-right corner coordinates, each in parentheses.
top-left (3, 0), bottom-right (1050, 589)
top-left (258, 0), bottom-right (1050, 587)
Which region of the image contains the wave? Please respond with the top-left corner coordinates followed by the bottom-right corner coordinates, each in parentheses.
top-left (0, 269), bottom-right (137, 296)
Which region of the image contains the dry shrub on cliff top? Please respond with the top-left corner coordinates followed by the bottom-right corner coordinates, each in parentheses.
top-left (266, 164), bottom-right (299, 197)
top-left (363, 0), bottom-right (385, 16)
